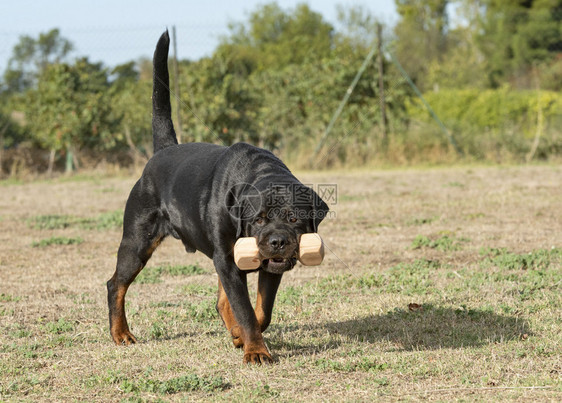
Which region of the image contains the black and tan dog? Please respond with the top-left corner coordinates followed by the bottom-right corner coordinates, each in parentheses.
top-left (107, 31), bottom-right (328, 364)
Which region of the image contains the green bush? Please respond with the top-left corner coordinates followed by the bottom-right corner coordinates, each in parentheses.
top-left (405, 87), bottom-right (562, 161)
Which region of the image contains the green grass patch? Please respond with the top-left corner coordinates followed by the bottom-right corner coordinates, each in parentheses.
top-left (27, 210), bottom-right (123, 231)
top-left (243, 383), bottom-right (280, 399)
top-left (480, 247), bottom-right (562, 270)
top-left (119, 374), bottom-right (228, 394)
top-left (160, 264), bottom-right (206, 276)
top-left (81, 210), bottom-right (123, 230)
top-left (184, 300), bottom-right (218, 321)
top-left (316, 259), bottom-right (442, 296)
top-left (27, 215), bottom-right (86, 230)
top-left (0, 293), bottom-right (21, 302)
top-left (406, 216), bottom-right (438, 226)
top-left (313, 357), bottom-right (389, 372)
top-left (42, 318), bottom-right (75, 334)
top-left (181, 283), bottom-right (216, 296)
top-left (149, 321), bottom-right (169, 339)
top-left (277, 285), bottom-right (304, 305)
top-left (7, 324), bottom-right (31, 339)
top-left (135, 269), bottom-right (162, 284)
top-left (32, 236), bottom-right (83, 247)
top-left (411, 234), bottom-right (468, 251)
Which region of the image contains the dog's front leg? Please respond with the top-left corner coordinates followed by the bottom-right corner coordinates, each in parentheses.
top-left (255, 271), bottom-right (283, 333)
top-left (213, 253), bottom-right (272, 364)
top-left (217, 277), bottom-right (246, 348)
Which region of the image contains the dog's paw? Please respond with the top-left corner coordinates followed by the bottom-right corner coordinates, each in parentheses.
top-left (111, 329), bottom-right (138, 345)
top-left (243, 350), bottom-right (273, 365)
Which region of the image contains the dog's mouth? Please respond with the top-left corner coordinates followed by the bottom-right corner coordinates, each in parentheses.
top-left (262, 256), bottom-right (298, 274)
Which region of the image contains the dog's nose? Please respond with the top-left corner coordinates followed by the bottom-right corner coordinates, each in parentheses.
top-left (269, 235), bottom-right (287, 250)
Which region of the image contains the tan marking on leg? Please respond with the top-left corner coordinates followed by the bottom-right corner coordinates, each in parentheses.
top-left (255, 285), bottom-right (267, 332)
top-left (217, 279), bottom-right (243, 347)
top-left (110, 283), bottom-right (137, 345)
top-left (146, 236), bottom-right (163, 257)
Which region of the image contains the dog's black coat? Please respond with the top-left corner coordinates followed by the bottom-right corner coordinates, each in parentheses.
top-left (107, 31), bottom-right (328, 364)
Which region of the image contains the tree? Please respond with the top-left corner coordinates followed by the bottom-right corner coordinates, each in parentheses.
top-left (176, 2), bottom-right (409, 160)
top-left (218, 2), bottom-right (334, 72)
top-left (109, 61), bottom-right (153, 162)
top-left (335, 3), bottom-right (378, 52)
top-left (24, 58), bottom-right (115, 173)
top-left (393, 0), bottom-right (449, 90)
top-left (478, 0), bottom-right (562, 87)
top-left (3, 29), bottom-right (73, 92)
top-left (425, 1), bottom-right (488, 89)
top-left (179, 56), bottom-right (260, 145)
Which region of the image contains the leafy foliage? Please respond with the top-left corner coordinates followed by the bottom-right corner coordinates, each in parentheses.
top-left (477, 0), bottom-right (562, 87)
top-left (406, 87), bottom-right (562, 160)
top-left (3, 28), bottom-right (73, 93)
top-left (393, 0), bottom-right (449, 90)
top-left (1, 1), bottom-right (561, 171)
top-left (23, 58), bottom-right (115, 154)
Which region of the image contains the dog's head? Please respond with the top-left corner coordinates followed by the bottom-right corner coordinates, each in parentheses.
top-left (227, 182), bottom-right (329, 274)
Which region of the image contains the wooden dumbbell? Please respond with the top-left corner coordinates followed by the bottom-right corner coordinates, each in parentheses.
top-left (298, 233), bottom-right (325, 266)
top-left (233, 237), bottom-right (263, 270)
top-left (233, 234), bottom-right (324, 270)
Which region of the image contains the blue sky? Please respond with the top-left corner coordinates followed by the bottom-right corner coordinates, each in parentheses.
top-left (0, 0), bottom-right (397, 70)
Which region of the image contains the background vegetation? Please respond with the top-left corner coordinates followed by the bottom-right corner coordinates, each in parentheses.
top-left (1, 0), bottom-right (561, 175)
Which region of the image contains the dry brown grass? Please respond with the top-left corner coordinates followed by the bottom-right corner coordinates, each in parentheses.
top-left (0, 164), bottom-right (561, 401)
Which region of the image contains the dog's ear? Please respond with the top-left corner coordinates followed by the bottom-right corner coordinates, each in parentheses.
top-left (226, 184), bottom-right (262, 238)
top-left (294, 185), bottom-right (329, 233)
top-left (231, 208), bottom-right (244, 239)
top-left (310, 188), bottom-right (329, 232)
top-left (226, 196), bottom-right (245, 239)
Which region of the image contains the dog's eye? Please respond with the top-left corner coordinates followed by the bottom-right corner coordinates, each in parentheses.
top-left (255, 217), bottom-right (265, 225)
top-left (288, 214), bottom-right (297, 223)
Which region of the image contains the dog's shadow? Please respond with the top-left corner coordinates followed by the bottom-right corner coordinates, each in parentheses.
top-left (268, 304), bottom-right (530, 356)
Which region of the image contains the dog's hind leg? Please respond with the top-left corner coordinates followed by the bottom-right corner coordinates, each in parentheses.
top-left (107, 182), bottom-right (165, 345)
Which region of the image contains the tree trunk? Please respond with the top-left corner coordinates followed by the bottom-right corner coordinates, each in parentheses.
top-left (65, 148), bottom-right (73, 174)
top-left (0, 124), bottom-right (6, 178)
top-left (124, 124), bottom-right (146, 168)
top-left (47, 148), bottom-right (56, 176)
top-left (0, 134), bottom-right (4, 179)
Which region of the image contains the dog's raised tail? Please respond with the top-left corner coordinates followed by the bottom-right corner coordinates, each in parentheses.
top-left (152, 30), bottom-right (178, 153)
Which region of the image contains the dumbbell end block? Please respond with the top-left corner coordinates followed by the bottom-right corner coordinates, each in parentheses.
top-left (298, 233), bottom-right (324, 266)
top-left (234, 233), bottom-right (325, 269)
top-left (234, 237), bottom-right (262, 270)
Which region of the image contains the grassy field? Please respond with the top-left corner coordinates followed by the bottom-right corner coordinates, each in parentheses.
top-left (0, 165), bottom-right (561, 402)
